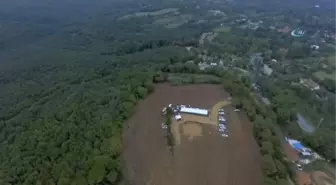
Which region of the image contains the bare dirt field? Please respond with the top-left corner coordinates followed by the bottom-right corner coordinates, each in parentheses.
top-left (311, 171), bottom-right (335, 185)
top-left (284, 143), bottom-right (300, 162)
top-left (181, 121), bottom-right (203, 138)
top-left (123, 84), bottom-right (263, 185)
top-left (297, 171), bottom-right (312, 185)
top-left (180, 113), bottom-right (212, 125)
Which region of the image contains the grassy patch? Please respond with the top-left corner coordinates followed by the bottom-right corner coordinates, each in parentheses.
top-left (150, 8), bottom-right (179, 16)
top-left (304, 160), bottom-right (327, 172)
top-left (154, 14), bottom-right (192, 28)
top-left (328, 56), bottom-right (335, 67)
top-left (214, 26), bottom-right (231, 33)
top-left (304, 160), bottom-right (335, 177)
top-left (118, 8), bottom-right (179, 20)
top-left (314, 70), bottom-right (335, 81)
top-left (168, 73), bottom-right (221, 85)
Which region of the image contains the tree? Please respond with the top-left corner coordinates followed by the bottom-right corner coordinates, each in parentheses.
top-left (277, 178), bottom-right (289, 185)
top-left (264, 177), bottom-right (277, 185)
top-left (259, 130), bottom-right (272, 142)
top-left (135, 86), bottom-right (148, 99)
top-left (106, 171), bottom-right (118, 184)
top-left (274, 159), bottom-right (287, 178)
top-left (261, 141), bottom-right (275, 155)
top-left (262, 155), bottom-right (277, 176)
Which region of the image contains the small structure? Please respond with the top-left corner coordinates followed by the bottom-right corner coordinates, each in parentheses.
top-left (162, 107), bottom-right (167, 115)
top-left (300, 151), bottom-right (312, 158)
top-left (198, 62), bottom-right (210, 70)
top-left (261, 97), bottom-right (271, 106)
top-left (291, 28), bottom-right (305, 37)
top-left (175, 114), bottom-right (182, 121)
top-left (310, 45), bottom-right (320, 50)
top-left (263, 64), bottom-right (273, 76)
top-left (180, 107), bottom-right (209, 116)
top-left (286, 138), bottom-right (312, 157)
top-left (300, 79), bottom-right (320, 91)
top-left (297, 164), bottom-right (303, 170)
top-left (292, 142), bottom-right (305, 151)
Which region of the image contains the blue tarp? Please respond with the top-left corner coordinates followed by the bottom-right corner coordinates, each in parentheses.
top-left (293, 142), bottom-right (305, 150)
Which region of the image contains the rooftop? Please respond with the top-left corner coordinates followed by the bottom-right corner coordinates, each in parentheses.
top-left (180, 107), bottom-right (209, 115)
top-left (299, 79), bottom-right (320, 90)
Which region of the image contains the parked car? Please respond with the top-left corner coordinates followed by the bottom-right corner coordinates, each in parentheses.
top-left (296, 164), bottom-right (303, 171)
top-left (161, 123), bottom-right (167, 129)
top-left (219, 121), bottom-right (225, 124)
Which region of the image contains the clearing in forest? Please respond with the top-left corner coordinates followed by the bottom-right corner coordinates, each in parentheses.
top-left (283, 142), bottom-right (335, 185)
top-left (311, 171), bottom-right (335, 185)
top-left (123, 84), bottom-right (262, 185)
top-left (314, 70), bottom-right (335, 81)
top-left (118, 8), bottom-right (179, 20)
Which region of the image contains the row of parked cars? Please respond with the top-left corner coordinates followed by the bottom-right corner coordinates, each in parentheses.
top-left (218, 108), bottom-right (228, 138)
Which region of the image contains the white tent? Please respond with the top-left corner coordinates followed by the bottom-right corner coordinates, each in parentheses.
top-left (180, 107), bottom-right (208, 115)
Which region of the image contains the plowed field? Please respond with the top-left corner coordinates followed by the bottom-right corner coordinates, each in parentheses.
top-left (123, 84), bottom-right (263, 185)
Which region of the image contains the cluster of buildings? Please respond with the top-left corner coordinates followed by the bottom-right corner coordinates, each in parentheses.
top-left (250, 53), bottom-right (273, 76)
top-left (286, 137), bottom-right (323, 165)
top-left (239, 20), bottom-right (263, 30)
top-left (161, 104), bottom-right (229, 138)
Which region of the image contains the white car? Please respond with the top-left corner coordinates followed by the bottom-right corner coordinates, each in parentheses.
top-left (222, 134), bottom-right (228, 137)
top-left (297, 164), bottom-right (303, 171)
top-left (234, 109), bottom-right (240, 112)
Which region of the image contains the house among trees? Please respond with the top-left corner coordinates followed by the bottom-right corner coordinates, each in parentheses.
top-left (263, 64), bottom-right (273, 76)
top-left (299, 79), bottom-right (320, 91)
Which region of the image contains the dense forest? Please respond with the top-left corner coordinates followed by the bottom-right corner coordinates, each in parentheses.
top-left (0, 1), bottom-right (200, 183)
top-left (0, 0), bottom-right (334, 184)
top-left (0, 44), bottom-right (196, 184)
